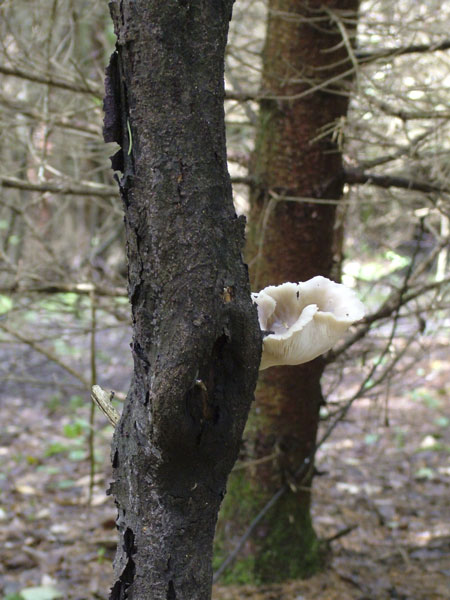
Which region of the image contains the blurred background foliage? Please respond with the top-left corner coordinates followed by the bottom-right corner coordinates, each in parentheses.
top-left (0, 0), bottom-right (449, 597)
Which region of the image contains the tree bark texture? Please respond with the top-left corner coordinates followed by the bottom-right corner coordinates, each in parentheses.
top-left (218, 0), bottom-right (359, 582)
top-left (103, 2), bottom-right (261, 598)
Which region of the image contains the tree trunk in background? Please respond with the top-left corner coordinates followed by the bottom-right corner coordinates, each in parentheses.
top-left (104, 2), bottom-right (261, 598)
top-left (218, 0), bottom-right (359, 583)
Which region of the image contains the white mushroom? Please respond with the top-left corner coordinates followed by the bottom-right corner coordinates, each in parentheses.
top-left (252, 276), bottom-right (365, 370)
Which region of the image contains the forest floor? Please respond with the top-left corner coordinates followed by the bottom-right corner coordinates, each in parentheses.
top-left (0, 330), bottom-right (449, 600)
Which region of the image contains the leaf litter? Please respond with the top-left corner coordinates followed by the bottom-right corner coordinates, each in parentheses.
top-left (0, 343), bottom-right (448, 599)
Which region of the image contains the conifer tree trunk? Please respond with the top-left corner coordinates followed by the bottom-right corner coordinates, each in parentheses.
top-left (218, 0), bottom-right (359, 582)
top-left (103, 2), bottom-right (261, 598)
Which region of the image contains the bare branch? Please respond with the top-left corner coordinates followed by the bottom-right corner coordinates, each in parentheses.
top-left (326, 275), bottom-right (450, 363)
top-left (0, 91), bottom-right (101, 136)
top-left (356, 39), bottom-right (450, 63)
top-left (1, 176), bottom-right (118, 198)
top-left (0, 63), bottom-right (102, 97)
top-left (225, 89), bottom-right (259, 102)
top-left (0, 322), bottom-right (90, 388)
top-left (225, 39), bottom-right (450, 104)
top-left (366, 97), bottom-right (450, 121)
top-left (91, 384), bottom-right (120, 427)
top-left (344, 168), bottom-right (449, 194)
top-left (0, 282), bottom-right (127, 298)
top-left (230, 175), bottom-right (255, 185)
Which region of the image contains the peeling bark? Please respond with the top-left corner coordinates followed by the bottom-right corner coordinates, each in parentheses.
top-left (104, 2), bottom-right (261, 598)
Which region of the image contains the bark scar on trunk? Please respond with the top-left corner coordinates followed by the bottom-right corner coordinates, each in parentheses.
top-left (167, 580), bottom-right (177, 599)
top-left (109, 527), bottom-right (136, 600)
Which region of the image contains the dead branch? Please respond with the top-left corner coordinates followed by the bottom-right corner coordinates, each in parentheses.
top-left (0, 91), bottom-right (101, 136)
top-left (0, 282), bottom-right (127, 298)
top-left (0, 321), bottom-right (90, 388)
top-left (0, 63), bottom-right (102, 97)
top-left (1, 176), bottom-right (118, 198)
top-left (326, 275), bottom-right (450, 363)
top-left (344, 168), bottom-right (449, 194)
top-left (356, 39), bottom-right (450, 63)
top-left (91, 385), bottom-right (121, 427)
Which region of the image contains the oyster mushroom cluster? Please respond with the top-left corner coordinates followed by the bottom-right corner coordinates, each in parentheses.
top-left (252, 276), bottom-right (365, 370)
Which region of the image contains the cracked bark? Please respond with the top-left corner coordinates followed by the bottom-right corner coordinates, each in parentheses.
top-left (104, 2), bottom-right (261, 598)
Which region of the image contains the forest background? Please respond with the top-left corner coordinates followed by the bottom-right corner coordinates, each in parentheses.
top-left (0, 0), bottom-right (449, 599)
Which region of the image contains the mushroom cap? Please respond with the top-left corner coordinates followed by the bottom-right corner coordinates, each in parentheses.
top-left (252, 276), bottom-right (365, 370)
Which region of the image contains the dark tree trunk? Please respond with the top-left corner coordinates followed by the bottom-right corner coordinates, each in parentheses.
top-left (217, 0), bottom-right (359, 582)
top-left (103, 2), bottom-right (261, 598)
